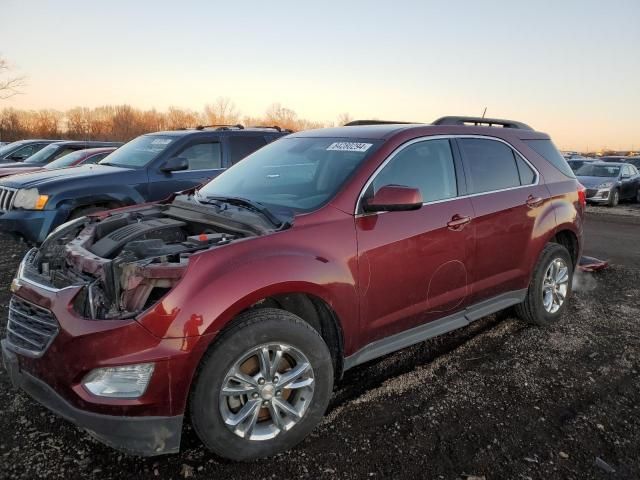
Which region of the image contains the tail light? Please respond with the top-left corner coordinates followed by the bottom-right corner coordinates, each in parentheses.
top-left (577, 183), bottom-right (586, 209)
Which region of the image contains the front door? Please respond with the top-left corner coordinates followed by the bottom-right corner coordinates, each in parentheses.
top-left (356, 138), bottom-right (475, 345)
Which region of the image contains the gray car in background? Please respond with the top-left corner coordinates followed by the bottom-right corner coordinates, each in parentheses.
top-left (576, 161), bottom-right (640, 206)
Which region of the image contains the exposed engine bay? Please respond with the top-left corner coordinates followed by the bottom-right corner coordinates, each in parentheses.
top-left (21, 197), bottom-right (280, 319)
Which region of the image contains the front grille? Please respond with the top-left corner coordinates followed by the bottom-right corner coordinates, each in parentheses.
top-left (586, 188), bottom-right (598, 198)
top-left (0, 186), bottom-right (16, 211)
top-left (6, 296), bottom-right (59, 357)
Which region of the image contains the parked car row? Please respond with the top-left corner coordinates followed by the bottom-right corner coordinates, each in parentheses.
top-left (0, 127), bottom-right (287, 243)
top-left (1, 116), bottom-right (586, 461)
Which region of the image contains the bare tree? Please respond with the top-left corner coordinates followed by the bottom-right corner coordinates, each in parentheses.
top-left (204, 97), bottom-right (240, 125)
top-left (336, 112), bottom-right (353, 126)
top-left (0, 57), bottom-right (26, 100)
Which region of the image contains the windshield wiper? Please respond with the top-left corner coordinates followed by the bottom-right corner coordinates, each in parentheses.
top-left (196, 194), bottom-right (288, 229)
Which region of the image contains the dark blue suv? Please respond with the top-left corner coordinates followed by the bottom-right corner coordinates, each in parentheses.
top-left (0, 126), bottom-right (288, 243)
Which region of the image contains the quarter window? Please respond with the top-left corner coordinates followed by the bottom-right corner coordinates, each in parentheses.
top-left (371, 139), bottom-right (457, 203)
top-left (458, 138), bottom-right (524, 193)
top-left (515, 155), bottom-right (536, 185)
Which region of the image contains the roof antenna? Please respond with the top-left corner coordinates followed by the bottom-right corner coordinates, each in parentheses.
top-left (481, 107), bottom-right (487, 119)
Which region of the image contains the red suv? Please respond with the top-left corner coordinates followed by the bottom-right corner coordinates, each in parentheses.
top-left (2, 117), bottom-right (584, 460)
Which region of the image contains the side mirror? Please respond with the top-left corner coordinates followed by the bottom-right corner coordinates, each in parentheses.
top-left (362, 185), bottom-right (423, 213)
top-left (621, 173), bottom-right (630, 179)
top-left (161, 156), bottom-right (189, 173)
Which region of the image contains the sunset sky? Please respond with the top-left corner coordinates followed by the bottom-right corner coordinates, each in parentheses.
top-left (1, 0), bottom-right (639, 150)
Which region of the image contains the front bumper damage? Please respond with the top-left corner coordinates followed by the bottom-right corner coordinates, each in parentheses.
top-left (2, 339), bottom-right (182, 456)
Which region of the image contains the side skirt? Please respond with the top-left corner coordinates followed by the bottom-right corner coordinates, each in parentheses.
top-left (343, 289), bottom-right (527, 370)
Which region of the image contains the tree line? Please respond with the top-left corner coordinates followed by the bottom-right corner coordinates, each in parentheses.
top-left (0, 98), bottom-right (353, 142)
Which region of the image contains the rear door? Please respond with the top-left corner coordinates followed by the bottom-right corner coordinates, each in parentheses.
top-left (148, 137), bottom-right (225, 200)
top-left (356, 138), bottom-right (475, 344)
top-left (620, 165), bottom-right (635, 199)
top-left (456, 137), bottom-right (548, 303)
top-left (225, 134), bottom-right (268, 166)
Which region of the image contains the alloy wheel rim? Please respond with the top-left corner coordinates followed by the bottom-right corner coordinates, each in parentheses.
top-left (542, 257), bottom-right (569, 313)
top-left (219, 343), bottom-right (315, 441)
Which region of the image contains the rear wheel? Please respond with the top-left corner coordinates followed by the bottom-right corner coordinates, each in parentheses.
top-left (635, 188), bottom-right (640, 203)
top-left (608, 189), bottom-right (619, 207)
top-left (190, 309), bottom-right (334, 461)
top-left (515, 243), bottom-right (573, 326)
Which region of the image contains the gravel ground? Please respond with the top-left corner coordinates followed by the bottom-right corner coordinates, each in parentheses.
top-left (586, 203), bottom-right (640, 219)
top-left (1, 214), bottom-right (639, 480)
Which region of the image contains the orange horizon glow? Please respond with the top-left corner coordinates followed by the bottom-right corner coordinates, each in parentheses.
top-left (1, 0), bottom-right (638, 151)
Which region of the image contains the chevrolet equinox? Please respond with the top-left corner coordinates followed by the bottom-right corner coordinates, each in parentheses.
top-left (2, 116), bottom-right (585, 460)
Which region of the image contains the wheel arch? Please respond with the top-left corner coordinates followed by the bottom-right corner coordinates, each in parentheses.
top-left (230, 292), bottom-right (346, 379)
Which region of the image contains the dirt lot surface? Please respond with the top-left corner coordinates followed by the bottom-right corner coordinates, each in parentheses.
top-left (1, 212), bottom-right (639, 480)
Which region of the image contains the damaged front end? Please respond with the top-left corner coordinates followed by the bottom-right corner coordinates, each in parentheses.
top-left (19, 198), bottom-right (274, 320)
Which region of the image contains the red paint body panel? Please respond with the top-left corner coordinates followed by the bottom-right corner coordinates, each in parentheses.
top-left (356, 197), bottom-right (475, 344)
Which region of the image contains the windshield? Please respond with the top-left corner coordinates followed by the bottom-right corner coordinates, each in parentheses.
top-left (99, 135), bottom-right (174, 168)
top-left (197, 137), bottom-right (381, 213)
top-left (575, 164), bottom-right (620, 177)
top-left (45, 150), bottom-right (88, 169)
top-left (0, 141), bottom-right (22, 155)
top-left (23, 143), bottom-right (59, 164)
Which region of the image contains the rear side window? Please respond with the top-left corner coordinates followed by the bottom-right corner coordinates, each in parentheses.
top-left (525, 139), bottom-right (575, 178)
top-left (458, 138), bottom-right (521, 194)
top-left (372, 139), bottom-right (457, 202)
top-left (229, 135), bottom-right (268, 165)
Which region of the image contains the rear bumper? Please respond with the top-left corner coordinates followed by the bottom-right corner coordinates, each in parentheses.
top-left (0, 208), bottom-right (69, 244)
top-left (2, 339), bottom-right (182, 456)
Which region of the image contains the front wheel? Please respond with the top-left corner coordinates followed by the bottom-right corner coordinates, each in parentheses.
top-left (608, 189), bottom-right (619, 207)
top-left (515, 243), bottom-right (573, 327)
top-left (190, 309), bottom-right (334, 461)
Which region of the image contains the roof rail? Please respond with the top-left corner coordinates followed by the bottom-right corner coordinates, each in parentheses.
top-left (194, 124), bottom-right (245, 131)
top-left (344, 120), bottom-right (420, 126)
top-left (247, 125), bottom-right (293, 133)
top-left (432, 116), bottom-right (533, 131)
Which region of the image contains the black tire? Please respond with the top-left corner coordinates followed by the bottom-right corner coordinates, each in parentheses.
top-left (608, 189), bottom-right (619, 207)
top-left (635, 188), bottom-right (640, 204)
top-left (69, 205), bottom-right (108, 219)
top-left (515, 243), bottom-right (573, 327)
top-left (190, 308), bottom-right (334, 461)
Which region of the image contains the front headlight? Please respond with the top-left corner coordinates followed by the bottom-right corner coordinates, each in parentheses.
top-left (597, 182), bottom-right (614, 189)
top-left (83, 363), bottom-right (155, 398)
top-left (13, 188), bottom-right (49, 210)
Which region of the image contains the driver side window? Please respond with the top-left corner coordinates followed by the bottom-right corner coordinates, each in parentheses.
top-left (371, 139), bottom-right (458, 203)
top-left (176, 142), bottom-right (222, 170)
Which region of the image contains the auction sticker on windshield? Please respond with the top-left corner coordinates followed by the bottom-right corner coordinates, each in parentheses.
top-left (326, 142), bottom-right (372, 152)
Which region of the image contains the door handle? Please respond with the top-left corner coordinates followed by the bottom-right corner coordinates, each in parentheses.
top-left (447, 214), bottom-right (472, 231)
top-left (526, 195), bottom-right (544, 208)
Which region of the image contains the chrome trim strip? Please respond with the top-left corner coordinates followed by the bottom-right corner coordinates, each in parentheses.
top-left (354, 134), bottom-right (541, 215)
top-left (7, 325), bottom-right (42, 348)
top-left (0, 186), bottom-right (16, 212)
top-left (15, 249), bottom-right (77, 293)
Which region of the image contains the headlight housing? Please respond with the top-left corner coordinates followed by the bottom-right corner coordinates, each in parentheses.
top-left (13, 188), bottom-right (49, 210)
top-left (597, 182), bottom-right (614, 189)
top-left (83, 363), bottom-right (155, 398)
